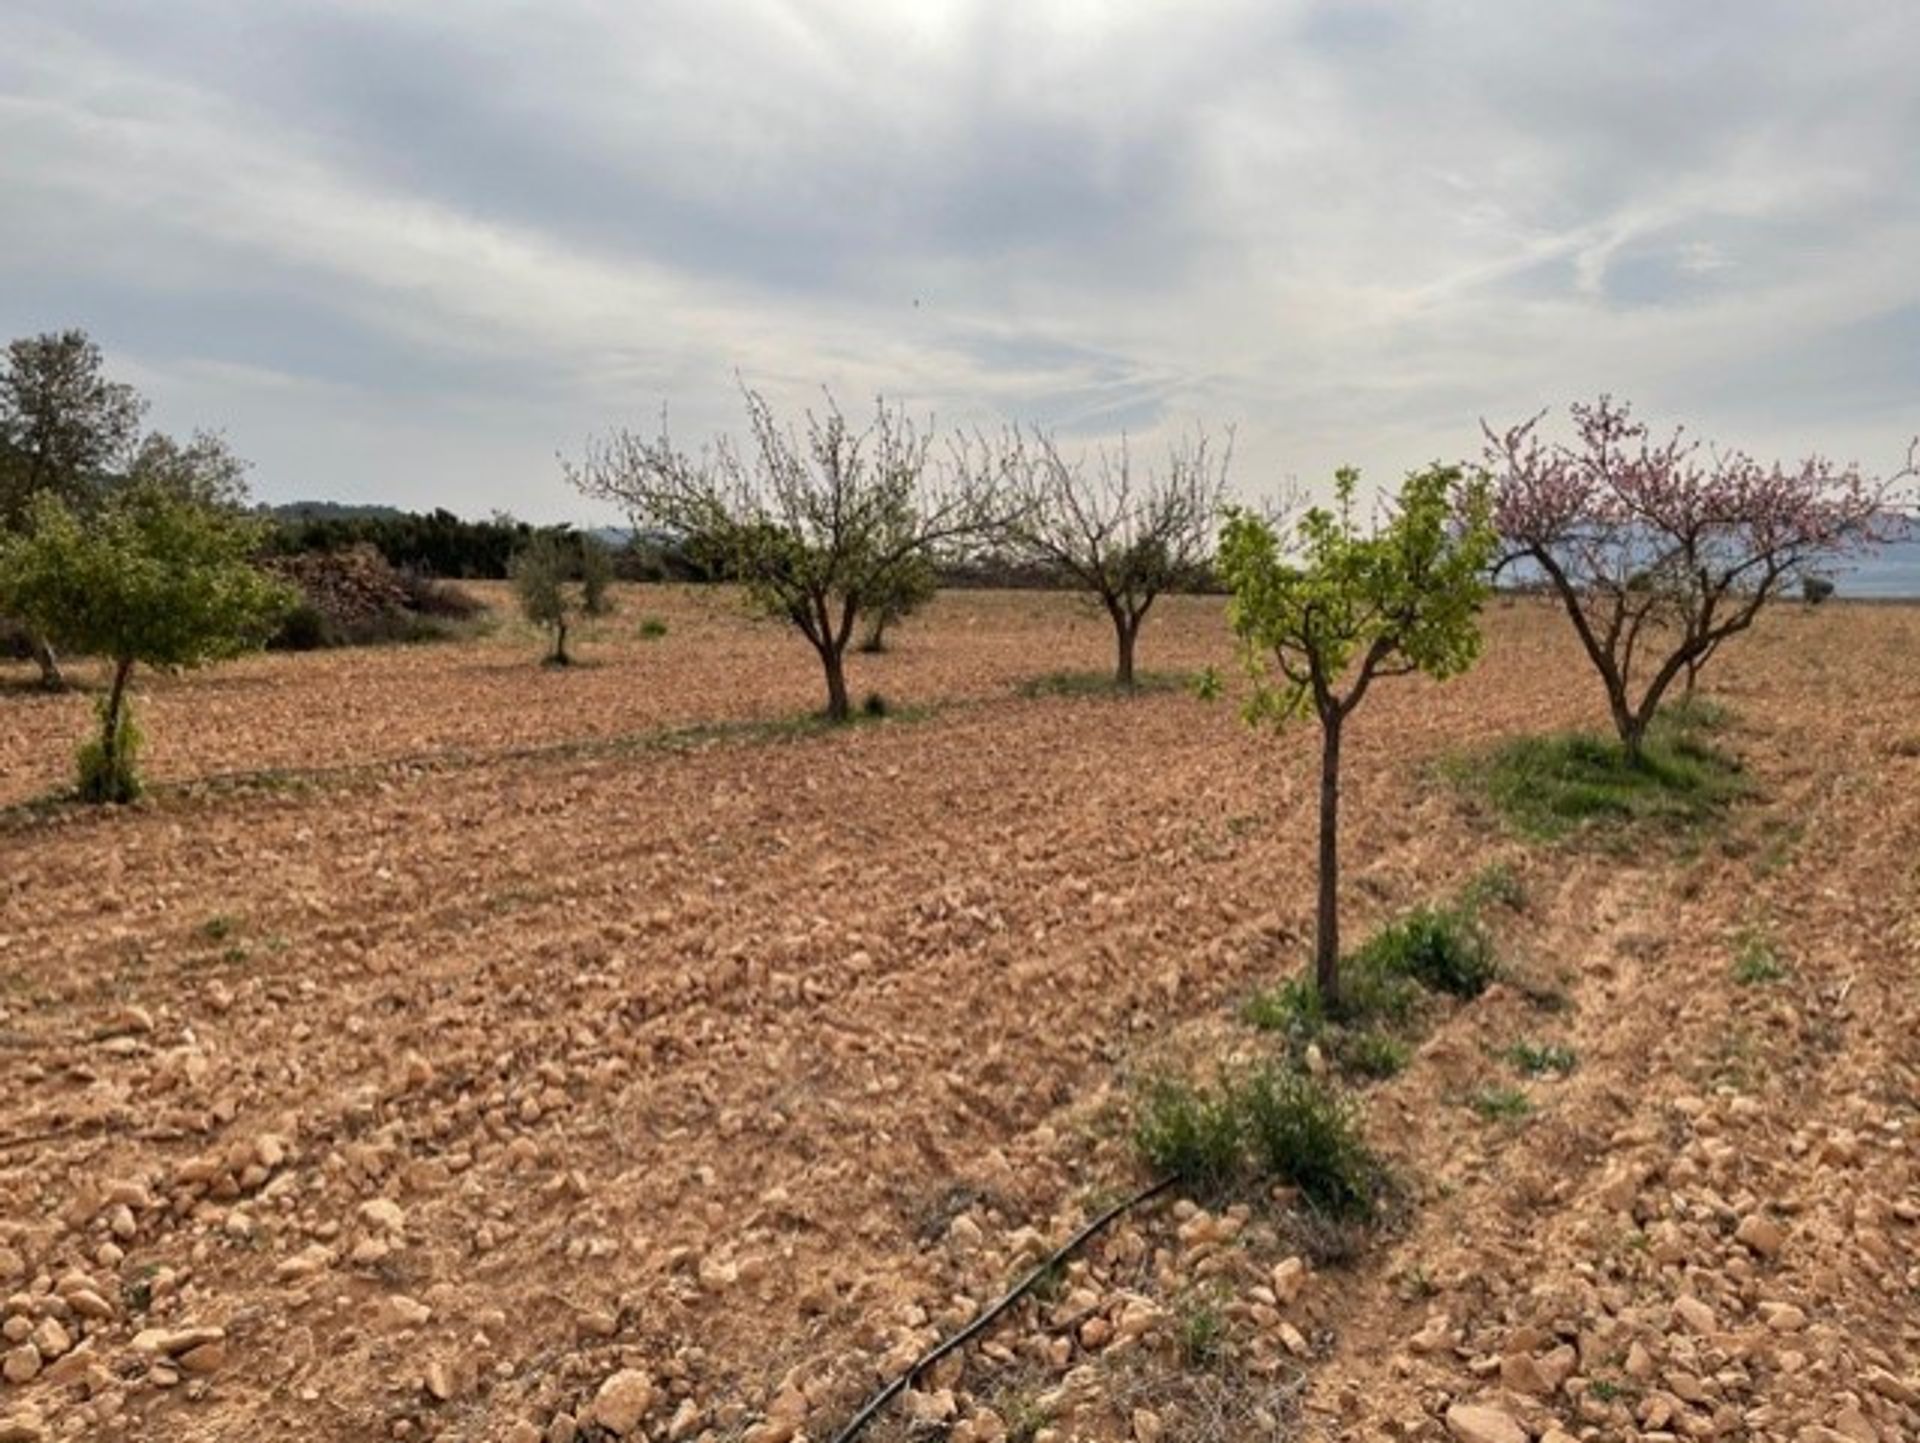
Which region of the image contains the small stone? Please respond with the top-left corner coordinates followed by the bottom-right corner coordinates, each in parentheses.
top-left (0, 1410), bottom-right (47, 1443)
top-left (1734, 1213), bottom-right (1786, 1259)
top-left (180, 1341), bottom-right (227, 1375)
top-left (586, 1369), bottom-right (655, 1435)
top-left (359, 1199), bottom-right (407, 1234)
top-left (1131, 1407), bottom-right (1164, 1443)
top-left (26, 1319), bottom-right (68, 1362)
top-left (1671, 1294), bottom-right (1717, 1334)
top-left (1, 1347), bottom-right (39, 1385)
top-left (947, 1215), bottom-right (984, 1252)
top-left (1444, 1402), bottom-right (1527, 1443)
top-left (1270, 1256), bottom-right (1307, 1304)
top-left (423, 1360), bottom-right (457, 1402)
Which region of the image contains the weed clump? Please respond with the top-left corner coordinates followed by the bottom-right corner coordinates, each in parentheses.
top-left (1131, 1064), bottom-right (1378, 1219)
top-left (1450, 706), bottom-right (1745, 841)
top-left (1349, 905), bottom-right (1496, 999)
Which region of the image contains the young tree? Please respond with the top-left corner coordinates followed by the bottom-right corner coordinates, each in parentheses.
top-left (857, 552), bottom-right (937, 652)
top-left (578, 534), bottom-right (616, 617)
top-left (1486, 397), bottom-right (1911, 759)
top-left (1219, 465), bottom-right (1496, 1009)
top-left (125, 429), bottom-right (252, 509)
top-left (509, 532), bottom-right (584, 665)
top-left (566, 388), bottom-right (1012, 721)
top-left (0, 484), bottom-right (293, 802)
top-left (1004, 430), bottom-right (1230, 685)
top-left (0, 330), bottom-right (148, 686)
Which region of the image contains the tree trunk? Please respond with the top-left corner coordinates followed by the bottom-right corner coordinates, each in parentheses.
top-left (1114, 614), bottom-right (1137, 688)
top-left (553, 617), bottom-right (570, 665)
top-left (821, 643), bottom-right (851, 722)
top-left (101, 656), bottom-right (134, 780)
top-left (33, 636), bottom-right (65, 690)
top-left (1314, 714), bottom-right (1343, 1009)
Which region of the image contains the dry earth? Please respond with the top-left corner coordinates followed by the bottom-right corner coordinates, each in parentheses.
top-left (0, 588), bottom-right (1915, 1443)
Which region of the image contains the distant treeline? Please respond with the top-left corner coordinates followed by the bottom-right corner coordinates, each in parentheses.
top-left (261, 502), bottom-right (1233, 592)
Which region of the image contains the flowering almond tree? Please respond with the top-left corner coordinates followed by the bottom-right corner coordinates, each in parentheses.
top-left (1486, 397), bottom-right (1911, 759)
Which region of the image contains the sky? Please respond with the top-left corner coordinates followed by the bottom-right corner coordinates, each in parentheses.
top-left (2, 1), bottom-right (1916, 523)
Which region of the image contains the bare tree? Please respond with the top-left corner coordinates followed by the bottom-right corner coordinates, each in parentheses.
top-left (565, 388), bottom-right (1013, 721)
top-left (1004, 429), bottom-right (1230, 685)
top-left (1487, 396), bottom-right (1912, 758)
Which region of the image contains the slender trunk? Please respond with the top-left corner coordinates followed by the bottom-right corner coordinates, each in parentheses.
top-left (553, 617), bottom-right (570, 665)
top-left (1315, 714), bottom-right (1342, 1009)
top-left (102, 656), bottom-right (134, 780)
top-left (33, 636), bottom-right (65, 690)
top-left (821, 643), bottom-right (851, 722)
top-left (1114, 613), bottom-right (1137, 687)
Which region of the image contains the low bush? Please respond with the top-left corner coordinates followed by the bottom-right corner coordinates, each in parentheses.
top-left (637, 616), bottom-right (669, 640)
top-left (1350, 906), bottom-right (1496, 999)
top-left (76, 695), bottom-right (143, 804)
top-left (1238, 1066), bottom-right (1377, 1217)
top-left (1133, 1075), bottom-right (1244, 1193)
top-left (1132, 1063), bottom-right (1379, 1219)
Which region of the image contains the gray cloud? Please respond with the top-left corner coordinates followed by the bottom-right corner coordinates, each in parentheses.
top-left (2, 0), bottom-right (1916, 520)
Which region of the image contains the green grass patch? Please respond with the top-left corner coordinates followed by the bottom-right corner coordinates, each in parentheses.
top-left (1467, 1085), bottom-right (1534, 1122)
top-left (1502, 1040), bottom-right (1577, 1077)
top-left (1336, 1030), bottom-right (1410, 1080)
top-left (636, 616), bottom-right (669, 639)
top-left (1349, 906), bottom-right (1496, 999)
top-left (1133, 1075), bottom-right (1246, 1193)
top-left (1731, 933), bottom-right (1788, 985)
top-left (1448, 707), bottom-right (1745, 841)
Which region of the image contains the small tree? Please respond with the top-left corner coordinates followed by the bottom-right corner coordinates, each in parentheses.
top-left (1005, 430), bottom-right (1229, 685)
top-left (0, 485), bottom-right (293, 802)
top-left (510, 532), bottom-right (583, 665)
top-left (566, 388), bottom-right (1012, 720)
top-left (0, 329), bottom-right (148, 687)
top-left (578, 534), bottom-right (616, 617)
top-left (1218, 465), bottom-right (1496, 1008)
top-left (857, 551), bottom-right (937, 652)
top-left (1487, 397), bottom-right (1911, 758)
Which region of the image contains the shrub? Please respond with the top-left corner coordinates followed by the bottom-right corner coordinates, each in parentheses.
top-left (861, 691), bottom-right (889, 718)
top-left (637, 616), bottom-right (669, 640)
top-left (1731, 934), bottom-right (1788, 985)
top-left (76, 693), bottom-right (143, 804)
top-left (273, 601), bottom-right (331, 651)
top-left (1468, 1085), bottom-right (1533, 1122)
top-left (1351, 906), bottom-right (1496, 999)
top-left (1801, 575), bottom-right (1835, 605)
top-left (1338, 1030), bottom-right (1410, 1080)
top-left (1133, 1075), bottom-right (1244, 1193)
top-left (1238, 1066), bottom-right (1376, 1217)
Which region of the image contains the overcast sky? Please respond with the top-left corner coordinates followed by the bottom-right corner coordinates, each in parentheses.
top-left (3, 1), bottom-right (1916, 522)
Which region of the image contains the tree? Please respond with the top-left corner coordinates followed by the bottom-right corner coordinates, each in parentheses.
top-left (1004, 430), bottom-right (1229, 685)
top-left (1486, 397), bottom-right (1911, 759)
top-left (566, 388), bottom-right (1013, 721)
top-left (578, 534), bottom-right (616, 617)
top-left (1218, 466), bottom-right (1496, 1008)
top-left (857, 552), bottom-right (937, 652)
top-left (126, 429), bottom-right (252, 509)
top-left (509, 532), bottom-right (584, 665)
top-left (0, 330), bottom-right (147, 686)
top-left (0, 485), bottom-right (294, 802)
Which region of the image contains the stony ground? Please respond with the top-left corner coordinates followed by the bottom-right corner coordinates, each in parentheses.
top-left (0, 590), bottom-right (1914, 1443)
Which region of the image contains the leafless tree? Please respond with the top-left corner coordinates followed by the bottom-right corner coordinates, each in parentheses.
top-left (1003, 429), bottom-right (1231, 685)
top-left (565, 387), bottom-right (1015, 721)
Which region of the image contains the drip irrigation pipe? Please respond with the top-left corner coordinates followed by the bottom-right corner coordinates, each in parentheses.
top-left (826, 1174), bottom-right (1179, 1443)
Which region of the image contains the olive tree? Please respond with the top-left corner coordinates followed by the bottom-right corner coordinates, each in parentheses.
top-left (1004, 429), bottom-right (1229, 685)
top-left (0, 330), bottom-right (147, 686)
top-left (1219, 465), bottom-right (1496, 1008)
top-left (1487, 397), bottom-right (1911, 759)
top-left (510, 532), bottom-right (585, 665)
top-left (566, 388), bottom-right (1012, 720)
top-left (0, 485), bottom-right (293, 802)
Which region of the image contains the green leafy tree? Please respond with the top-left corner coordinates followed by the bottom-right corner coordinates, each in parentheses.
top-left (0, 485), bottom-right (294, 802)
top-left (578, 534), bottom-right (616, 617)
top-left (0, 330), bottom-right (148, 686)
top-left (566, 387), bottom-right (1013, 720)
top-left (1218, 465), bottom-right (1496, 1007)
top-left (857, 551), bottom-right (937, 652)
top-left (510, 532), bottom-right (584, 665)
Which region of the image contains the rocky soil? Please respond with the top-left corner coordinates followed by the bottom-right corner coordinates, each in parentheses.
top-left (0, 591), bottom-right (1914, 1443)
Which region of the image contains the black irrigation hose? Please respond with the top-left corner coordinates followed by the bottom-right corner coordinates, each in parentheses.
top-left (827, 1174), bottom-right (1180, 1443)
